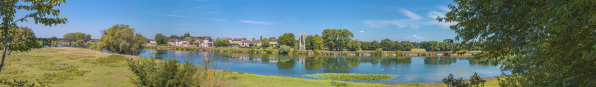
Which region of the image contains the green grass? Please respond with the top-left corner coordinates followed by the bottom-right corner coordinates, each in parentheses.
top-left (304, 73), bottom-right (398, 81)
top-left (410, 48), bottom-right (427, 52)
top-left (0, 47), bottom-right (502, 87)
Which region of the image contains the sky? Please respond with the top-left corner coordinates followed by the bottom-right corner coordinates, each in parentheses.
top-left (17, 0), bottom-right (458, 42)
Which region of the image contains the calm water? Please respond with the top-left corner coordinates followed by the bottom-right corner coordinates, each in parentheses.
top-left (57, 44), bottom-right (509, 83)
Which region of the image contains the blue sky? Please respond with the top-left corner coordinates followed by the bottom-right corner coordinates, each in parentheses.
top-left (18, 0), bottom-right (458, 42)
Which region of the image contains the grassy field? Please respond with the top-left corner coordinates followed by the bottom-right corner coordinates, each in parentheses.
top-left (0, 47), bottom-right (499, 87)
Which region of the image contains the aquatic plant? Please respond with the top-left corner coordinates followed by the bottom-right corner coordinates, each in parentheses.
top-left (304, 73), bottom-right (397, 81)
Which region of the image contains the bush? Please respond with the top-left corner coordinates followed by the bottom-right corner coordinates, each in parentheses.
top-left (126, 53), bottom-right (199, 87)
top-left (330, 81), bottom-right (348, 87)
top-left (265, 47), bottom-right (274, 54)
top-left (373, 48), bottom-right (384, 56)
top-left (74, 40), bottom-right (85, 46)
top-left (279, 45), bottom-right (290, 54)
top-left (157, 44), bottom-right (171, 46)
top-left (442, 72), bottom-right (486, 87)
top-left (304, 73), bottom-right (397, 81)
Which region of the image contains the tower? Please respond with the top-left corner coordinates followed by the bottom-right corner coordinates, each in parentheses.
top-left (299, 32), bottom-right (306, 50)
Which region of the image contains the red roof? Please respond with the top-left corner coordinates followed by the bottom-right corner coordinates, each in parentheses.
top-left (233, 38), bottom-right (243, 41)
top-left (168, 39), bottom-right (177, 42)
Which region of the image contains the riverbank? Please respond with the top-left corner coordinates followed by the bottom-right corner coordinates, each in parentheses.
top-left (145, 45), bottom-right (480, 57)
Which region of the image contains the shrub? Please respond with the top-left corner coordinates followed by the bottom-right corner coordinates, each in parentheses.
top-left (330, 81), bottom-right (348, 87)
top-left (442, 72), bottom-right (486, 87)
top-left (265, 47), bottom-right (274, 54)
top-left (279, 45), bottom-right (290, 54)
top-left (373, 48), bottom-right (384, 56)
top-left (0, 79), bottom-right (49, 87)
top-left (74, 40), bottom-right (85, 46)
top-left (126, 53), bottom-right (199, 87)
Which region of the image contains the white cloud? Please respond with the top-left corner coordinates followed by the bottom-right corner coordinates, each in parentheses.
top-left (359, 30), bottom-right (364, 33)
top-left (405, 35), bottom-right (430, 40)
top-left (285, 17), bottom-right (297, 22)
top-left (363, 6), bottom-right (457, 29)
top-left (239, 20), bottom-right (274, 25)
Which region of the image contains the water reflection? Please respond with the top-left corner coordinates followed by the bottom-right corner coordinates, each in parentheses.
top-left (52, 45), bottom-right (509, 83)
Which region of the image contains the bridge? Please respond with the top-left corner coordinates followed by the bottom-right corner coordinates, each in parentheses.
top-left (39, 38), bottom-right (100, 45)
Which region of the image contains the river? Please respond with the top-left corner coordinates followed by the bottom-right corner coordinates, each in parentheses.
top-left (57, 44), bottom-right (509, 84)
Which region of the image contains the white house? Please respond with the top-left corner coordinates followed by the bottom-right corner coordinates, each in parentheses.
top-left (268, 39), bottom-right (278, 47)
top-left (149, 38), bottom-right (156, 44)
top-left (201, 36), bottom-right (214, 47)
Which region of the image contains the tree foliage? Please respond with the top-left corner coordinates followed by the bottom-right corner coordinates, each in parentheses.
top-left (261, 38), bottom-right (270, 48)
top-left (371, 40), bottom-right (380, 50)
top-left (63, 32), bottom-right (87, 39)
top-left (127, 54), bottom-right (198, 87)
top-left (213, 39), bottom-right (230, 47)
top-left (169, 35), bottom-right (179, 39)
top-left (401, 41), bottom-right (414, 51)
top-left (305, 35), bottom-right (324, 50)
top-left (322, 29), bottom-right (353, 51)
top-left (278, 33), bottom-right (296, 48)
top-left (438, 0), bottom-right (596, 86)
top-left (380, 39), bottom-right (393, 51)
top-left (279, 45), bottom-right (290, 54)
top-left (154, 33), bottom-right (168, 44)
top-left (0, 0), bottom-right (66, 72)
top-left (346, 40), bottom-right (361, 51)
top-left (74, 40), bottom-right (85, 46)
top-left (99, 24), bottom-right (147, 55)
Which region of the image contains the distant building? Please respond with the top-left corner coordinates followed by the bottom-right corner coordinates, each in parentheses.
top-left (232, 38), bottom-right (243, 44)
top-left (201, 36), bottom-right (214, 47)
top-left (149, 38), bottom-right (156, 44)
top-left (167, 39), bottom-right (177, 46)
top-left (268, 38), bottom-right (278, 47)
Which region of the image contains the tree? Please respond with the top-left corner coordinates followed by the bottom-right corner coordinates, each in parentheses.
top-left (279, 45), bottom-right (290, 54)
top-left (249, 43), bottom-right (254, 47)
top-left (85, 34), bottom-right (92, 40)
top-left (74, 40), bottom-right (85, 46)
top-left (438, 0), bottom-right (596, 86)
top-left (0, 0), bottom-right (66, 72)
top-left (269, 37), bottom-right (276, 40)
top-left (305, 35), bottom-right (324, 50)
top-left (260, 36), bottom-right (263, 40)
top-left (261, 38), bottom-right (270, 48)
top-left (213, 39), bottom-right (230, 47)
top-left (183, 32), bottom-right (191, 38)
top-left (99, 24), bottom-right (147, 55)
top-left (393, 41), bottom-right (403, 51)
top-left (428, 41), bottom-right (440, 54)
top-left (170, 35), bottom-right (179, 39)
top-left (154, 33), bottom-right (168, 44)
top-left (322, 29), bottom-right (353, 51)
top-left (360, 42), bottom-right (370, 50)
top-left (401, 41), bottom-right (414, 51)
top-left (380, 38), bottom-right (393, 51)
top-left (63, 32), bottom-right (87, 39)
top-left (371, 40), bottom-right (380, 49)
top-left (278, 33), bottom-right (296, 48)
top-left (188, 39), bottom-right (194, 45)
top-left (346, 40), bottom-right (361, 51)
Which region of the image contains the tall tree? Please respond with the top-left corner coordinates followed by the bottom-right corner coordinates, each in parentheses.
top-left (99, 24), bottom-right (147, 55)
top-left (360, 42), bottom-right (370, 50)
top-left (393, 41), bottom-right (403, 51)
top-left (0, 0), bottom-right (66, 72)
top-left (85, 34), bottom-right (91, 40)
top-left (322, 29), bottom-right (353, 51)
top-left (154, 33), bottom-right (168, 44)
top-left (346, 40), bottom-right (361, 51)
top-left (278, 33), bottom-right (296, 48)
top-left (261, 38), bottom-right (270, 48)
top-left (401, 41), bottom-right (414, 51)
top-left (371, 40), bottom-right (380, 50)
top-left (380, 38), bottom-right (393, 51)
top-left (305, 35), bottom-right (325, 50)
top-left (169, 35), bottom-right (179, 39)
top-left (439, 0), bottom-right (596, 86)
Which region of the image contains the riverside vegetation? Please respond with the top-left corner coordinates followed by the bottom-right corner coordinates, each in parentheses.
top-left (0, 47), bottom-right (505, 87)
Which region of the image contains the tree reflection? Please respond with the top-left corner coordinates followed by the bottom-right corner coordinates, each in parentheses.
top-left (303, 56), bottom-right (412, 72)
top-left (277, 59), bottom-right (296, 69)
top-left (424, 57), bottom-right (457, 65)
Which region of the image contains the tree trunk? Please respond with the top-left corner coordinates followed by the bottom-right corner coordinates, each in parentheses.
top-left (0, 37), bottom-right (7, 72)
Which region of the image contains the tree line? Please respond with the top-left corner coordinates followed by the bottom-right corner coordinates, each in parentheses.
top-left (63, 32), bottom-right (91, 40)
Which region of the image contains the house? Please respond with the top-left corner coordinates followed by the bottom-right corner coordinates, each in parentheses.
top-left (240, 40), bottom-right (250, 47)
top-left (177, 37), bottom-right (192, 46)
top-left (268, 38), bottom-right (278, 47)
top-left (201, 36), bottom-right (214, 47)
top-left (250, 40), bottom-right (261, 46)
top-left (220, 37), bottom-right (233, 44)
top-left (149, 38), bottom-right (156, 44)
top-left (167, 39), bottom-right (177, 46)
top-left (232, 38), bottom-right (243, 44)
